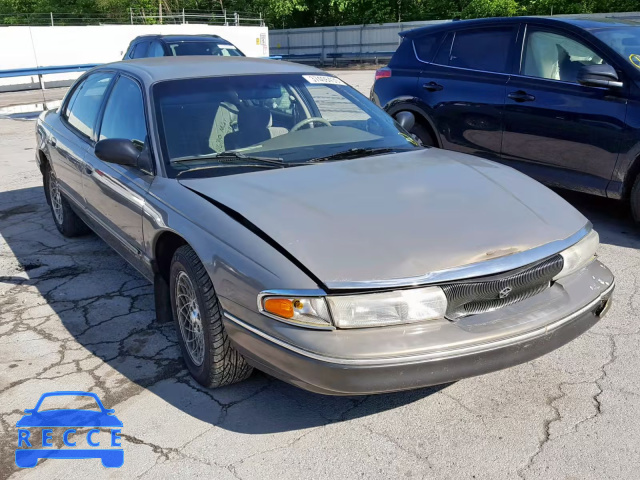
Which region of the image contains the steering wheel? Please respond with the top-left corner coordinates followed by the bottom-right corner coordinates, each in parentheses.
top-left (291, 117), bottom-right (332, 132)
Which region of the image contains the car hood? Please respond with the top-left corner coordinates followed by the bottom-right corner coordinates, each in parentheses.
top-left (179, 149), bottom-right (587, 289)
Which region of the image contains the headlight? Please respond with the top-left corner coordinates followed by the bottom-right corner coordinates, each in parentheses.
top-left (327, 286), bottom-right (447, 328)
top-left (553, 229), bottom-right (599, 281)
top-left (259, 295), bottom-right (333, 329)
top-left (259, 286), bottom-right (448, 329)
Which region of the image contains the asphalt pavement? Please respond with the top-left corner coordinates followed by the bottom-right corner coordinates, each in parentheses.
top-left (1, 70), bottom-right (640, 479)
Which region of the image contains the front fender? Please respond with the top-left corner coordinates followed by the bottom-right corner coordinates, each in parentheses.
top-left (143, 177), bottom-right (320, 317)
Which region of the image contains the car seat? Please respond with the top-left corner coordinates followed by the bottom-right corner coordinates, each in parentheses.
top-left (224, 106), bottom-right (288, 151)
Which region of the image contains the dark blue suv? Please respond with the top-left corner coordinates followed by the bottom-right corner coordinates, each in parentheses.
top-left (371, 17), bottom-right (640, 222)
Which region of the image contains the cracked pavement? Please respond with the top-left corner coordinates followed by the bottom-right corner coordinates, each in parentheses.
top-left (2, 71), bottom-right (640, 479)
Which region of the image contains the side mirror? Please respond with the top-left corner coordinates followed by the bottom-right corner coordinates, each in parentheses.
top-left (95, 138), bottom-right (140, 167)
top-left (394, 111), bottom-right (415, 132)
top-left (577, 64), bottom-right (623, 89)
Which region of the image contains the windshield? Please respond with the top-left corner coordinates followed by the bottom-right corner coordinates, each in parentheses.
top-left (153, 73), bottom-right (420, 177)
top-left (166, 41), bottom-right (244, 57)
top-left (591, 27), bottom-right (640, 71)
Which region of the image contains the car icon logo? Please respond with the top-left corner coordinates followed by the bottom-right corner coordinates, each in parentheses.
top-left (15, 391), bottom-right (124, 468)
top-left (499, 286), bottom-right (513, 299)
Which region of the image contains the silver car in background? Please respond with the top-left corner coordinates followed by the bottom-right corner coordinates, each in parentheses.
top-left (35, 57), bottom-right (614, 395)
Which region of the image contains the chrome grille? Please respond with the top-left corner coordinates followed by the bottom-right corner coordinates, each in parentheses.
top-left (441, 254), bottom-right (564, 320)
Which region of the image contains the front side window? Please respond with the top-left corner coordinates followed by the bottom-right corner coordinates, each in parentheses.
top-left (523, 30), bottom-right (605, 83)
top-left (433, 27), bottom-right (514, 73)
top-left (64, 72), bottom-right (114, 139)
top-left (591, 27), bottom-right (640, 73)
top-left (167, 41), bottom-right (244, 57)
top-left (99, 76), bottom-right (147, 150)
top-left (153, 74), bottom-right (420, 177)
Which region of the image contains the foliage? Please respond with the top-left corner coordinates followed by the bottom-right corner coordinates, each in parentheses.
top-left (0, 0), bottom-right (637, 27)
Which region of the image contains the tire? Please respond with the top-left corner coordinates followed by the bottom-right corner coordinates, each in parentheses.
top-left (43, 165), bottom-right (89, 237)
top-left (631, 174), bottom-right (640, 223)
top-left (411, 122), bottom-right (437, 147)
top-left (169, 245), bottom-right (253, 388)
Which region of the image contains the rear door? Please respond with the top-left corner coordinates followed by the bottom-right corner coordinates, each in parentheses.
top-left (82, 74), bottom-right (154, 277)
top-left (417, 25), bottom-right (518, 160)
top-left (52, 72), bottom-right (115, 207)
top-left (501, 25), bottom-right (628, 195)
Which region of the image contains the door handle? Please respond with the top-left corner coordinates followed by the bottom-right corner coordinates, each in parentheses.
top-left (508, 91), bottom-right (535, 102)
top-left (423, 81), bottom-right (444, 92)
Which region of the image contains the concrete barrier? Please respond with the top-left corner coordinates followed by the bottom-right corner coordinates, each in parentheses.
top-left (0, 23), bottom-right (269, 91)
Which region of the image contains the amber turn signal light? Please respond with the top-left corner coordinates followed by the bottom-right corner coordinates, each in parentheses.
top-left (263, 298), bottom-right (295, 319)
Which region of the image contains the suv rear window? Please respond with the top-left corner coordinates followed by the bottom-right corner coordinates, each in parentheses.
top-left (433, 27), bottom-right (513, 73)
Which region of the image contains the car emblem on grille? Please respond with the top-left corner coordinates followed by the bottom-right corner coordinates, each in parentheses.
top-left (499, 286), bottom-right (513, 299)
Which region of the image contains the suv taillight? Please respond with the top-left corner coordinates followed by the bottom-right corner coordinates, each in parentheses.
top-left (375, 67), bottom-right (392, 81)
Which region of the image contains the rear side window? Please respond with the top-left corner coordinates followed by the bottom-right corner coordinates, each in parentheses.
top-left (63, 73), bottom-right (114, 139)
top-left (414, 33), bottom-right (442, 62)
top-left (433, 27), bottom-right (514, 73)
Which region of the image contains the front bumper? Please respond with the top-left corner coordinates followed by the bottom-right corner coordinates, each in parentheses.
top-left (222, 261), bottom-right (614, 395)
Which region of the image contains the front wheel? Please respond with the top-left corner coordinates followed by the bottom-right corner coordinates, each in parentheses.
top-left (169, 245), bottom-right (253, 388)
top-left (43, 166), bottom-right (89, 237)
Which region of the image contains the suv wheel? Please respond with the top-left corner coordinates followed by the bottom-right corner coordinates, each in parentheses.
top-left (411, 123), bottom-right (437, 147)
top-left (169, 245), bottom-right (253, 388)
top-left (631, 174), bottom-right (640, 223)
top-left (44, 166), bottom-right (89, 237)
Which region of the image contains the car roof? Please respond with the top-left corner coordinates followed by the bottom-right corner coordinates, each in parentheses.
top-left (401, 15), bottom-right (640, 37)
top-left (131, 34), bottom-right (223, 42)
top-left (99, 56), bottom-right (325, 84)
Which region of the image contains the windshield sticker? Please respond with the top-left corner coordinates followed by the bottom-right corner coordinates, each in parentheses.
top-left (303, 75), bottom-right (346, 86)
top-left (399, 132), bottom-right (419, 146)
top-left (219, 45), bottom-right (236, 49)
top-left (630, 54), bottom-right (640, 69)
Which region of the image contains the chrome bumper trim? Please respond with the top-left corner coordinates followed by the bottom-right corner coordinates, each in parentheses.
top-left (223, 280), bottom-right (613, 367)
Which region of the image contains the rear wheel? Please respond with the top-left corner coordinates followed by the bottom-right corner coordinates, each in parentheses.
top-left (169, 245), bottom-right (253, 388)
top-left (630, 174), bottom-right (640, 223)
top-left (410, 122), bottom-right (437, 147)
top-left (43, 166), bottom-right (89, 237)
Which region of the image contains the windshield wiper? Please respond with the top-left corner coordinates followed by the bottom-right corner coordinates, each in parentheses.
top-left (307, 147), bottom-right (400, 163)
top-left (173, 151), bottom-right (284, 166)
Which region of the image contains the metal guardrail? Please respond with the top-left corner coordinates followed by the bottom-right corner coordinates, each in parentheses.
top-left (0, 64), bottom-right (100, 79)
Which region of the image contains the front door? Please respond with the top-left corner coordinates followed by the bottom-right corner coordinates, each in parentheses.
top-left (82, 74), bottom-right (154, 277)
top-left (501, 26), bottom-right (628, 195)
top-left (417, 25), bottom-right (518, 160)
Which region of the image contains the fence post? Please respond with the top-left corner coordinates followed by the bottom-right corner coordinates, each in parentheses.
top-left (50, 12), bottom-right (54, 26)
top-left (159, 1), bottom-right (163, 24)
top-left (130, 7), bottom-right (133, 24)
top-left (182, 8), bottom-right (185, 24)
top-left (224, 9), bottom-right (227, 26)
top-left (234, 12), bottom-right (239, 26)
